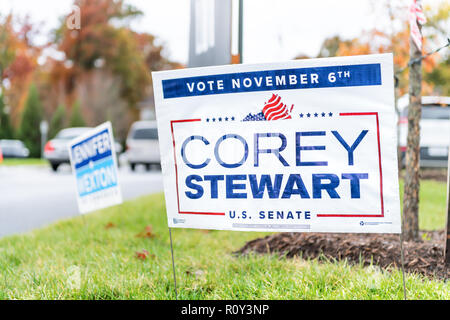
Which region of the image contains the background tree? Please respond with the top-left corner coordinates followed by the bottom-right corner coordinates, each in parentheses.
top-left (426, 55), bottom-right (450, 95)
top-left (48, 104), bottom-right (66, 139)
top-left (1, 1), bottom-right (182, 147)
top-left (0, 14), bottom-right (40, 126)
top-left (0, 14), bottom-right (16, 92)
top-left (68, 100), bottom-right (86, 128)
top-left (330, 0), bottom-right (448, 96)
top-left (0, 94), bottom-right (14, 139)
top-left (51, 0), bottom-right (150, 110)
top-left (403, 0), bottom-right (425, 242)
top-left (19, 84), bottom-right (43, 157)
top-left (316, 35), bottom-right (351, 58)
top-left (44, 0), bottom-right (181, 142)
top-left (423, 1), bottom-right (450, 95)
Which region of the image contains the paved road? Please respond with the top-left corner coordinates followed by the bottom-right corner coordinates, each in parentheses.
top-left (0, 164), bottom-right (163, 238)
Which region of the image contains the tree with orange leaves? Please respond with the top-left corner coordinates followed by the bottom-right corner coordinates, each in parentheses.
top-left (51, 0), bottom-right (149, 107)
top-left (336, 28), bottom-right (438, 96)
top-left (0, 14), bottom-right (41, 126)
top-left (332, 0), bottom-right (447, 96)
top-left (47, 0), bottom-right (181, 140)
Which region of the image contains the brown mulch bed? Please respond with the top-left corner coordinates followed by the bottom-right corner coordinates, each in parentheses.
top-left (420, 169), bottom-right (448, 182)
top-left (235, 231), bottom-right (449, 280)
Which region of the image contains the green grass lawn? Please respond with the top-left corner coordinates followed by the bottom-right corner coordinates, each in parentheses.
top-left (0, 179), bottom-right (448, 300)
top-left (0, 158), bottom-right (47, 166)
top-left (399, 179), bottom-right (448, 230)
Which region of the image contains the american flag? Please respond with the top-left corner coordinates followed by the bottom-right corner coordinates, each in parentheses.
top-left (409, 0), bottom-right (426, 51)
top-left (261, 94), bottom-right (293, 120)
top-left (242, 112), bottom-right (266, 121)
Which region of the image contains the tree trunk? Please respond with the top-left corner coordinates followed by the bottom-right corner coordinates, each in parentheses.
top-left (403, 32), bottom-right (422, 242)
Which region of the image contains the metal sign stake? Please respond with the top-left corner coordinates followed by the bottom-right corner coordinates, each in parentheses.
top-left (169, 227), bottom-right (178, 300)
top-left (444, 151), bottom-right (450, 266)
top-left (399, 232), bottom-right (407, 300)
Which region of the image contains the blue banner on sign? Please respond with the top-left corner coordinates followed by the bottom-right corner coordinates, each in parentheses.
top-left (76, 157), bottom-right (118, 197)
top-left (71, 128), bottom-right (113, 170)
top-left (162, 63), bottom-right (382, 99)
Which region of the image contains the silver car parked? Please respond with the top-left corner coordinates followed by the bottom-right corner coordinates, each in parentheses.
top-left (44, 127), bottom-right (93, 171)
top-left (0, 139), bottom-right (30, 158)
top-left (44, 127), bottom-right (122, 172)
top-left (397, 95), bottom-right (450, 168)
top-left (126, 121), bottom-right (160, 171)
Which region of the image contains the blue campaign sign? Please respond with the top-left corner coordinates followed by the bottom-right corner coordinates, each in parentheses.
top-left (68, 122), bottom-right (122, 214)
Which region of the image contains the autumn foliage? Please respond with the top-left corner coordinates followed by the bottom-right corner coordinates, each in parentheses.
top-left (0, 14), bottom-right (41, 126)
top-left (336, 29), bottom-right (438, 96)
top-left (305, 1), bottom-right (449, 97)
top-left (0, 0), bottom-right (182, 143)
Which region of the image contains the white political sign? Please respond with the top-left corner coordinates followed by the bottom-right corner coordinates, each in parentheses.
top-left (68, 121), bottom-right (122, 214)
top-left (152, 53), bottom-right (401, 233)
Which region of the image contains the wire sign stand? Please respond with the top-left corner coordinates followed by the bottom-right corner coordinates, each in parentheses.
top-left (168, 227), bottom-right (178, 300)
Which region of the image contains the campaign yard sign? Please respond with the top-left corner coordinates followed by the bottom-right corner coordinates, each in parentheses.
top-left (152, 53), bottom-right (401, 233)
top-left (68, 121), bottom-right (122, 214)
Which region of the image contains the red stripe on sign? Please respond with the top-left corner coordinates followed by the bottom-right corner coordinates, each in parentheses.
top-left (262, 95), bottom-right (281, 114)
top-left (266, 93), bottom-right (277, 104)
top-left (317, 112), bottom-right (385, 218)
top-left (262, 94), bottom-right (293, 121)
top-left (179, 211), bottom-right (225, 216)
top-left (170, 119), bottom-right (225, 216)
top-left (266, 103), bottom-right (286, 120)
top-left (269, 104), bottom-right (292, 120)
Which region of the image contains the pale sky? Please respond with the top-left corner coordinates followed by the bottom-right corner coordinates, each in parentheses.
top-left (0, 0), bottom-right (446, 65)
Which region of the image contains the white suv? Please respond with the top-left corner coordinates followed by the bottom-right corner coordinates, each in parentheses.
top-left (126, 121), bottom-right (160, 171)
top-left (397, 95), bottom-right (450, 168)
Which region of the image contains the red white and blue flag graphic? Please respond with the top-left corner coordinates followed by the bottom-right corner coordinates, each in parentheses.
top-left (409, 0), bottom-right (426, 51)
top-left (243, 94), bottom-right (293, 121)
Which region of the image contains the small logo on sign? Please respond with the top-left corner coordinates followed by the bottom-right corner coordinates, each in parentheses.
top-left (173, 218), bottom-right (186, 224)
top-left (243, 94), bottom-right (293, 121)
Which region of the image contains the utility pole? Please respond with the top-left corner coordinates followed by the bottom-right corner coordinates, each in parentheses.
top-left (403, 0), bottom-right (424, 242)
top-left (238, 0), bottom-right (243, 63)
